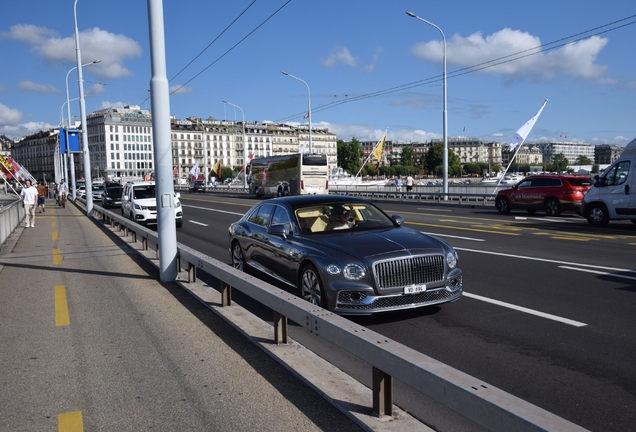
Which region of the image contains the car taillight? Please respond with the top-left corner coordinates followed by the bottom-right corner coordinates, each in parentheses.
top-left (300, 180), bottom-right (304, 190)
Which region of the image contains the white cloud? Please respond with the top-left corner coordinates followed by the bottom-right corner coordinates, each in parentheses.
top-left (3, 24), bottom-right (142, 79)
top-left (322, 47), bottom-right (357, 68)
top-left (0, 121), bottom-right (55, 140)
top-left (0, 103), bottom-right (22, 126)
top-left (170, 85), bottom-right (193, 95)
top-left (86, 83), bottom-right (105, 97)
top-left (99, 101), bottom-right (128, 109)
top-left (0, 85), bottom-right (9, 93)
top-left (411, 29), bottom-right (609, 82)
top-left (17, 80), bottom-right (60, 93)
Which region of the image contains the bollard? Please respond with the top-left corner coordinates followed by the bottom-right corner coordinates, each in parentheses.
top-left (221, 282), bottom-right (231, 306)
top-left (273, 311), bottom-right (288, 345)
top-left (372, 366), bottom-right (393, 417)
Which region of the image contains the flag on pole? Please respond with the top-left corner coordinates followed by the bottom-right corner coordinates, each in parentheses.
top-left (239, 154), bottom-right (255, 173)
top-left (509, 99), bottom-right (549, 150)
top-left (303, 112), bottom-right (309, 119)
top-left (172, 166), bottom-right (178, 178)
top-left (372, 131), bottom-right (387, 172)
top-left (212, 160), bottom-right (221, 178)
top-left (190, 161), bottom-right (199, 179)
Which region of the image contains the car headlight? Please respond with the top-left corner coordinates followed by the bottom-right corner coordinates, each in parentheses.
top-left (134, 203), bottom-right (142, 210)
top-left (343, 264), bottom-right (366, 280)
top-left (446, 251), bottom-right (458, 269)
top-left (175, 201), bottom-right (181, 208)
top-left (326, 264), bottom-right (341, 276)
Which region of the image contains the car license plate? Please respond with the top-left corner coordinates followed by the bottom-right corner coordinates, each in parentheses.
top-left (404, 284), bottom-right (426, 294)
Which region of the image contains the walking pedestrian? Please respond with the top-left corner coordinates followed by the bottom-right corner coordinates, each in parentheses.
top-left (37, 180), bottom-right (46, 212)
top-left (405, 175), bottom-right (414, 192)
top-left (20, 179), bottom-right (38, 227)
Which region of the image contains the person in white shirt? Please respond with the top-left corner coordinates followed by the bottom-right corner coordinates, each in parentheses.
top-left (58, 179), bottom-right (69, 207)
top-left (405, 175), bottom-right (414, 192)
top-left (20, 179), bottom-right (39, 227)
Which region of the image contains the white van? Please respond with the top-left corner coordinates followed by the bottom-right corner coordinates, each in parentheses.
top-left (582, 138), bottom-right (636, 227)
top-left (121, 181), bottom-right (183, 228)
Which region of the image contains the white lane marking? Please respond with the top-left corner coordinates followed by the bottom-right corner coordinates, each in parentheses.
top-left (463, 292), bottom-right (587, 327)
top-left (416, 208), bottom-right (453, 212)
top-left (189, 220), bottom-right (208, 227)
top-left (558, 266), bottom-right (636, 281)
top-left (182, 204), bottom-right (244, 216)
top-left (421, 231), bottom-right (485, 242)
top-left (455, 247), bottom-right (636, 275)
top-left (515, 216), bottom-right (575, 223)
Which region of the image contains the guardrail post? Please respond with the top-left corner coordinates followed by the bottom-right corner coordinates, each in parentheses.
top-left (155, 243), bottom-right (159, 260)
top-left (124, 226), bottom-right (128, 236)
top-left (142, 236), bottom-right (148, 250)
top-left (273, 311), bottom-right (288, 345)
top-left (221, 282), bottom-right (231, 306)
top-left (111, 219), bottom-right (115, 228)
top-left (188, 262), bottom-right (196, 283)
top-left (372, 366), bottom-right (393, 417)
top-left (131, 230), bottom-right (137, 243)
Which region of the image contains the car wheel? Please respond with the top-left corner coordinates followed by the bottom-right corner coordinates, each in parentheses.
top-left (587, 203), bottom-right (609, 227)
top-left (283, 187), bottom-right (289, 196)
top-left (277, 187), bottom-right (283, 197)
top-left (300, 264), bottom-right (326, 309)
top-left (544, 198), bottom-right (562, 216)
top-left (231, 241), bottom-right (245, 271)
top-left (176, 219), bottom-right (183, 228)
top-left (495, 197), bottom-right (510, 214)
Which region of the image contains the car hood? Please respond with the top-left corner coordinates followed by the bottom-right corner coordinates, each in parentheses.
top-left (306, 228), bottom-right (445, 260)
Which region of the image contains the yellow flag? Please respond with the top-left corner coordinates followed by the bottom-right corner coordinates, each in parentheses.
top-left (212, 160), bottom-right (221, 178)
top-left (371, 133), bottom-right (386, 162)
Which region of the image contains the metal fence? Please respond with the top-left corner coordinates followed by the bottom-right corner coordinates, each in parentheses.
top-left (0, 198), bottom-right (23, 251)
top-left (83, 200), bottom-right (586, 432)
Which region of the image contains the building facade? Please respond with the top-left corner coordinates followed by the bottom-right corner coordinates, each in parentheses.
top-left (10, 129), bottom-right (59, 182)
top-left (501, 144), bottom-right (543, 166)
top-left (594, 144), bottom-right (623, 165)
top-left (527, 141), bottom-right (595, 164)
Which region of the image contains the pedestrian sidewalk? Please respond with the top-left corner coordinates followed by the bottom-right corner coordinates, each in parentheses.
top-left (0, 201), bottom-right (370, 432)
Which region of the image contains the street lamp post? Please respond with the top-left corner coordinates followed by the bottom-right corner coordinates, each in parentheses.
top-left (66, 60), bottom-right (101, 202)
top-left (222, 100), bottom-right (248, 189)
top-left (406, 11), bottom-right (448, 199)
top-left (73, 0), bottom-right (96, 215)
top-left (281, 71), bottom-right (312, 153)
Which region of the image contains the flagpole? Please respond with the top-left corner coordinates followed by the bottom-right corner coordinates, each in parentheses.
top-left (356, 128), bottom-right (388, 178)
top-left (492, 99), bottom-right (548, 193)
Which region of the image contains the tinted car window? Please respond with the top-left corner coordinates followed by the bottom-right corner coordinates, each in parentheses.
top-left (567, 178), bottom-right (592, 187)
top-left (248, 204), bottom-right (275, 227)
top-left (133, 185), bottom-right (155, 199)
top-left (105, 187), bottom-right (123, 196)
top-left (271, 206), bottom-right (292, 232)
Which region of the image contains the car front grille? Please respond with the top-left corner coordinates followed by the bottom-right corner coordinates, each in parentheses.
top-left (336, 285), bottom-right (461, 311)
top-left (374, 255), bottom-right (445, 290)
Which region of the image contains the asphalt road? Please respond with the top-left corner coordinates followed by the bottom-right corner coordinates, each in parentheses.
top-left (176, 191), bottom-right (636, 432)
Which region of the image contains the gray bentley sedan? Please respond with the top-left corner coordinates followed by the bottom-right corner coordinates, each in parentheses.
top-left (229, 195), bottom-right (462, 315)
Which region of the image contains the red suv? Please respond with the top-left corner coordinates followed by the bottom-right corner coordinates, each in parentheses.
top-left (495, 174), bottom-right (592, 216)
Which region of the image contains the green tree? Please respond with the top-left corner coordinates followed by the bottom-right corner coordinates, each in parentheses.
top-left (591, 163), bottom-right (600, 174)
top-left (552, 153), bottom-right (569, 172)
top-left (425, 143), bottom-right (461, 176)
top-left (401, 146), bottom-right (416, 167)
top-left (221, 166), bottom-right (233, 181)
top-left (575, 155), bottom-right (592, 165)
top-left (337, 138), bottom-right (363, 175)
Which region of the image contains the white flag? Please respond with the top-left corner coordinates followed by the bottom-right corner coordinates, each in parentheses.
top-left (509, 99), bottom-right (548, 150)
top-left (190, 161), bottom-right (199, 179)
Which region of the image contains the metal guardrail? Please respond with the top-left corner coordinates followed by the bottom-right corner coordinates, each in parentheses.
top-left (79, 199), bottom-right (588, 432)
top-left (0, 198), bottom-right (24, 251)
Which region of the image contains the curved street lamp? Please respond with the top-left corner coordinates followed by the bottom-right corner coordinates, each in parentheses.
top-left (406, 11), bottom-right (448, 199)
top-left (66, 59), bottom-right (101, 201)
top-left (222, 100), bottom-right (248, 189)
top-left (281, 71), bottom-right (312, 153)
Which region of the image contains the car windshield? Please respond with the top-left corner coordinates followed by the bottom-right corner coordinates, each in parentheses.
top-left (105, 187), bottom-right (122, 196)
top-left (133, 185), bottom-right (156, 199)
top-left (92, 185), bottom-right (103, 191)
top-left (293, 202), bottom-right (395, 234)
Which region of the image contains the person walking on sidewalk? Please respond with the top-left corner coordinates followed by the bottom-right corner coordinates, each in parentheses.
top-left (58, 179), bottom-right (69, 208)
top-left (20, 179), bottom-right (38, 227)
top-left (37, 180), bottom-right (47, 213)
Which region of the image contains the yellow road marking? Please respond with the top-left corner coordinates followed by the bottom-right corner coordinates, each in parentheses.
top-left (52, 221), bottom-right (57, 227)
top-left (54, 285), bottom-right (70, 327)
top-left (58, 410), bottom-right (83, 432)
top-left (405, 221), bottom-right (520, 236)
top-left (52, 231), bottom-right (58, 240)
top-left (53, 248), bottom-right (62, 265)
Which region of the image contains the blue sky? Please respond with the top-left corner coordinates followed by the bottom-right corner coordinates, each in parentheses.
top-left (1, 0), bottom-right (635, 147)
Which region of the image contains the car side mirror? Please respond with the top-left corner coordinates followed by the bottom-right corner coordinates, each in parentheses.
top-left (391, 215), bottom-right (404, 226)
top-left (175, 192), bottom-right (181, 198)
top-left (267, 223), bottom-right (288, 239)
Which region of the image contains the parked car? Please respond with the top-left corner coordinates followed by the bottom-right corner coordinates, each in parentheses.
top-left (91, 184), bottom-right (105, 200)
top-left (495, 174), bottom-right (592, 216)
top-left (229, 195), bottom-right (462, 315)
top-left (188, 181), bottom-right (207, 193)
top-left (101, 185), bottom-right (123, 208)
top-left (121, 181), bottom-right (183, 228)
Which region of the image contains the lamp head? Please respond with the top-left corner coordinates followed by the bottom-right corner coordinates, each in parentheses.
top-left (406, 11), bottom-right (416, 18)
top-left (92, 60), bottom-right (102, 64)
top-left (281, 71), bottom-right (289, 76)
top-left (222, 100), bottom-right (227, 103)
